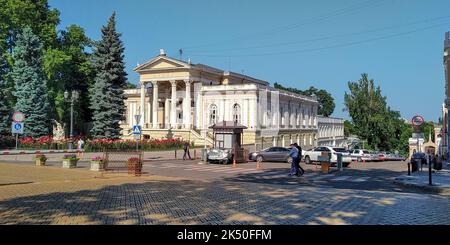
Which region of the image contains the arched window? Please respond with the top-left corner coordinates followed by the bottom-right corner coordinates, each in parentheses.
top-left (232, 103), bottom-right (241, 124)
top-left (209, 104), bottom-right (217, 125)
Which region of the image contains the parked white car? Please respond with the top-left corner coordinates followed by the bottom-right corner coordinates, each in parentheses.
top-left (350, 149), bottom-right (376, 162)
top-left (303, 146), bottom-right (352, 166)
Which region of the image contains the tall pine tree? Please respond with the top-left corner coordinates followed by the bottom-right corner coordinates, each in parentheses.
top-left (12, 27), bottom-right (51, 138)
top-left (0, 53), bottom-right (10, 136)
top-left (90, 13), bottom-right (127, 139)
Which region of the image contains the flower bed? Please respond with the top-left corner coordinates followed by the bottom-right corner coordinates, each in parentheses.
top-left (35, 154), bottom-right (47, 166)
top-left (62, 154), bottom-right (79, 169)
top-left (90, 156), bottom-right (106, 171)
top-left (84, 138), bottom-right (187, 152)
top-left (10, 136), bottom-right (189, 152)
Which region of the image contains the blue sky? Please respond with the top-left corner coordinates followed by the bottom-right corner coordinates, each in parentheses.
top-left (49, 0), bottom-right (450, 122)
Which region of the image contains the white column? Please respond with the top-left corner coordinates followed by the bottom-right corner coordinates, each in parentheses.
top-left (152, 81), bottom-right (159, 129)
top-left (165, 98), bottom-right (170, 128)
top-left (184, 80), bottom-right (192, 129)
top-left (140, 83), bottom-right (145, 126)
top-left (170, 80), bottom-right (177, 128)
top-left (194, 82), bottom-right (202, 128)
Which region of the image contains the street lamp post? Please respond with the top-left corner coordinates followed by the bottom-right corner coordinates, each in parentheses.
top-left (64, 90), bottom-right (79, 150)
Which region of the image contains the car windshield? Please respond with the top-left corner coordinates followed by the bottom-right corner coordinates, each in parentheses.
top-left (333, 148), bottom-right (347, 152)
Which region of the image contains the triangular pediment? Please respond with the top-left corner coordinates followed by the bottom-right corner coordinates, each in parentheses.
top-left (134, 56), bottom-right (189, 72)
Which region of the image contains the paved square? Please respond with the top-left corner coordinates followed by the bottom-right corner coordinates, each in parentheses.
top-left (0, 160), bottom-right (449, 225)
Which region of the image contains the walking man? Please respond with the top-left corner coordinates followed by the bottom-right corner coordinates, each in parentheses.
top-left (288, 144), bottom-right (300, 176)
top-left (183, 141), bottom-right (192, 160)
top-left (293, 143), bottom-right (305, 175)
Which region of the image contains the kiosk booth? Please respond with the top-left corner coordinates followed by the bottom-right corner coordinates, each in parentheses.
top-left (207, 121), bottom-right (248, 164)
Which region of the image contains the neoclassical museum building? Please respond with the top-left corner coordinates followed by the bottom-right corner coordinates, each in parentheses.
top-left (121, 50), bottom-right (319, 149)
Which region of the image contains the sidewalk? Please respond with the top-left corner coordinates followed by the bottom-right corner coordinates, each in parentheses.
top-left (0, 149), bottom-right (200, 163)
top-left (394, 163), bottom-right (450, 195)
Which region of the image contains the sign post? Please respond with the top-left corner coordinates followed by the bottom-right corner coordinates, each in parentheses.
top-left (11, 112), bottom-right (25, 150)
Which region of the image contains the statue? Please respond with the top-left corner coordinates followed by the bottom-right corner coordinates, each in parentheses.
top-left (52, 120), bottom-right (65, 141)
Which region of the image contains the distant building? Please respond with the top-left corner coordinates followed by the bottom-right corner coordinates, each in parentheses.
top-left (444, 31), bottom-right (450, 158)
top-left (317, 116), bottom-right (345, 147)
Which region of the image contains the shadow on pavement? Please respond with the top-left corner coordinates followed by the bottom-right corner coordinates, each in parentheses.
top-left (2, 177), bottom-right (445, 225)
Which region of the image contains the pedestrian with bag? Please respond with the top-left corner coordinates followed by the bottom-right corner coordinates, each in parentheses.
top-left (293, 143), bottom-right (305, 175)
top-left (288, 144), bottom-right (300, 177)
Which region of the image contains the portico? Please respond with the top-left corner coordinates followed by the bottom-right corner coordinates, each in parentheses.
top-left (137, 79), bottom-right (194, 130)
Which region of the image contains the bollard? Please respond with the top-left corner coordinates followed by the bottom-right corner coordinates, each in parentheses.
top-left (407, 162), bottom-right (411, 176)
top-left (232, 149), bottom-right (237, 168)
top-left (194, 149), bottom-right (197, 159)
top-left (175, 150), bottom-right (177, 159)
top-left (429, 161), bottom-right (432, 186)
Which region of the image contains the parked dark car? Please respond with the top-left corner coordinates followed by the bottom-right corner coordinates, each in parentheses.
top-left (249, 147), bottom-right (293, 163)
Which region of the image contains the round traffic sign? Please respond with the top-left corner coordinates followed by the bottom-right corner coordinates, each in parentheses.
top-left (14, 123), bottom-right (22, 130)
top-left (411, 115), bottom-right (424, 127)
top-left (12, 112), bottom-right (25, 122)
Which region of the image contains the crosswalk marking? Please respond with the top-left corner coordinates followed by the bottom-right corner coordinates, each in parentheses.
top-left (349, 177), bottom-right (370, 182)
top-left (148, 163), bottom-right (373, 181)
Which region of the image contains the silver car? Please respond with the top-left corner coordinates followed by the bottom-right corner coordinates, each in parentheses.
top-left (249, 147), bottom-right (293, 163)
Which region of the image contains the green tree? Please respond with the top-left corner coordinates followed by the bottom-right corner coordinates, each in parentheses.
top-left (0, 53), bottom-right (10, 135)
top-left (344, 73), bottom-right (404, 151)
top-left (11, 27), bottom-right (51, 138)
top-left (43, 25), bottom-right (94, 136)
top-left (274, 83), bottom-right (335, 116)
top-left (89, 13), bottom-right (127, 139)
top-left (0, 0), bottom-right (59, 54)
top-left (344, 120), bottom-right (355, 137)
top-left (0, 0), bottom-right (60, 132)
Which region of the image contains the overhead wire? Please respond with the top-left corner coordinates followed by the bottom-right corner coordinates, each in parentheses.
top-left (182, 0), bottom-right (384, 51)
top-left (187, 21), bottom-right (450, 58)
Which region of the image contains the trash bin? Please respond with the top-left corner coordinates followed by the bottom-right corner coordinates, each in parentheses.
top-left (321, 162), bottom-right (330, 174)
top-left (336, 153), bottom-right (343, 171)
top-left (411, 160), bottom-right (418, 172)
top-left (433, 161), bottom-right (442, 170)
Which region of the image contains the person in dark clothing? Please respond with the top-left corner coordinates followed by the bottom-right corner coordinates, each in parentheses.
top-left (183, 141), bottom-right (192, 160)
top-left (293, 143), bottom-right (305, 175)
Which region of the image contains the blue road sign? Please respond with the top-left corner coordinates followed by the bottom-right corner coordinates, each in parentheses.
top-left (132, 125), bottom-right (142, 135)
top-left (11, 122), bottom-right (24, 134)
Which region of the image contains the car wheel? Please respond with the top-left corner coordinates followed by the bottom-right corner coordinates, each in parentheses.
top-left (256, 155), bottom-right (264, 163)
top-left (357, 157), bottom-right (362, 162)
top-left (286, 156), bottom-right (293, 164)
top-left (343, 162), bottom-right (350, 168)
top-left (305, 156), bottom-right (311, 164)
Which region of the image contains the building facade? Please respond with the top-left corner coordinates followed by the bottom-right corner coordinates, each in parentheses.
top-left (121, 50), bottom-right (319, 149)
top-left (317, 116), bottom-right (345, 147)
top-left (444, 32), bottom-right (450, 158)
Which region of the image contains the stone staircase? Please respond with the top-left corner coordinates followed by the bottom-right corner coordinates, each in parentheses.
top-left (190, 128), bottom-right (213, 147)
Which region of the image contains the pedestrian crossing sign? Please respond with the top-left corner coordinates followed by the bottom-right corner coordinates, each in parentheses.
top-left (132, 125), bottom-right (141, 135)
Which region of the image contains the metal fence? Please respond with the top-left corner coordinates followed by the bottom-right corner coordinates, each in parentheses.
top-left (103, 149), bottom-right (143, 173)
